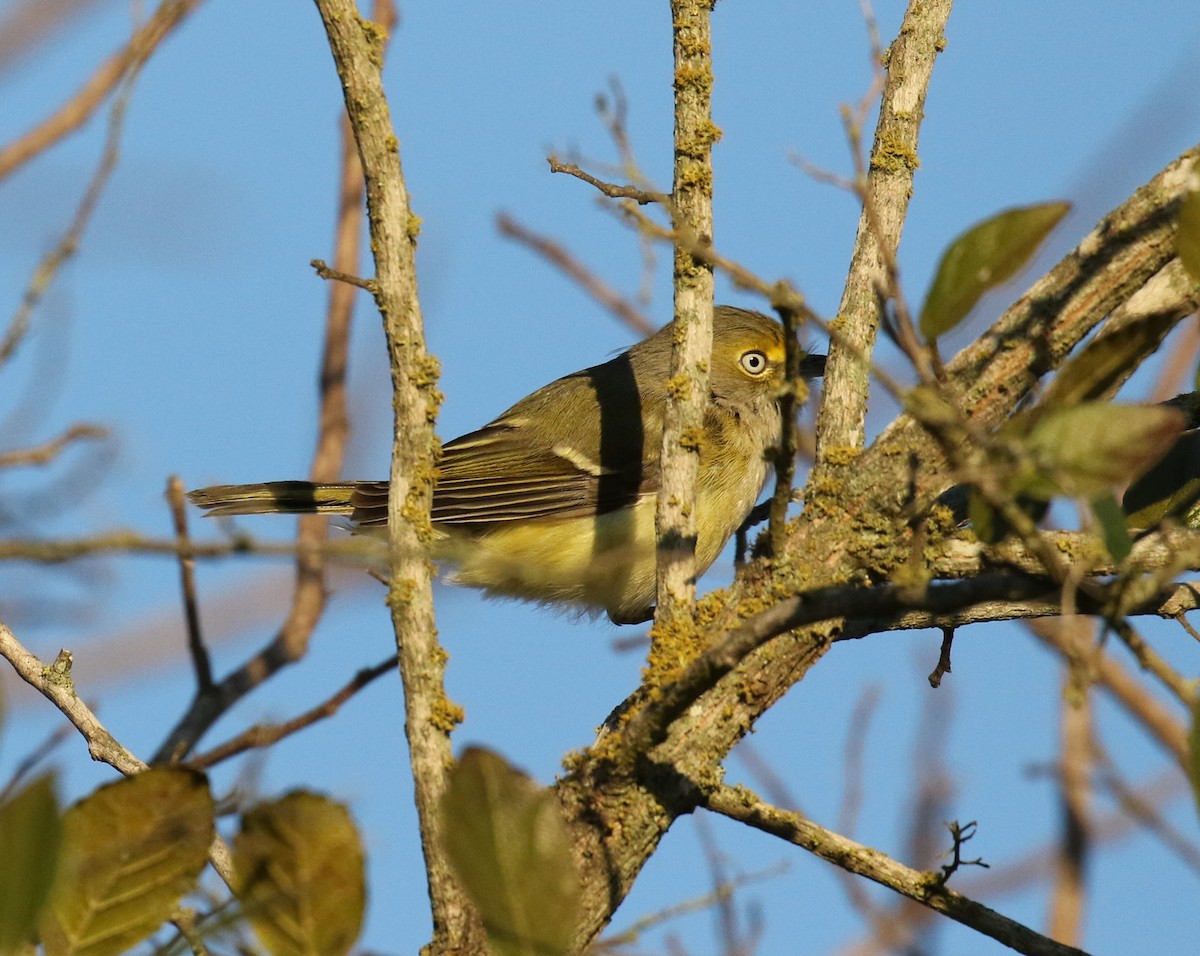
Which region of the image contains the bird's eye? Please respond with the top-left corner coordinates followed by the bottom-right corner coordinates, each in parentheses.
top-left (739, 350), bottom-right (768, 376)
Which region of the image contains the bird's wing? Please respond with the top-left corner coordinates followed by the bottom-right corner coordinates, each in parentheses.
top-left (351, 403), bottom-right (657, 529)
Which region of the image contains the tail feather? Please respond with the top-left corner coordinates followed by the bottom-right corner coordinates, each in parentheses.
top-left (187, 481), bottom-right (359, 517)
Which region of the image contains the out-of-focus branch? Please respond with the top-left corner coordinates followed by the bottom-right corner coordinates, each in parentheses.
top-left (496, 212), bottom-right (654, 336)
top-left (2, 39), bottom-right (144, 370)
top-left (1029, 617), bottom-right (1189, 766)
top-left (0, 424), bottom-right (107, 469)
top-left (0, 0), bottom-right (203, 181)
top-left (190, 657), bottom-right (394, 769)
top-left (1048, 621), bottom-right (1094, 946)
top-left (703, 784), bottom-right (1089, 956)
top-left (0, 0), bottom-right (106, 76)
top-left (152, 13), bottom-right (369, 765)
top-left (313, 2), bottom-right (479, 952)
top-left (0, 531), bottom-right (374, 564)
top-left (167, 476), bottom-right (212, 693)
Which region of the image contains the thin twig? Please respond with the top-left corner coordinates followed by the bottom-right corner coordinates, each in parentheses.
top-left (190, 658), bottom-right (394, 769)
top-left (0, 0), bottom-right (203, 181)
top-left (152, 47), bottom-right (370, 764)
top-left (813, 0), bottom-right (953, 458)
top-left (0, 424), bottom-right (107, 469)
top-left (0, 531), bottom-right (375, 564)
top-left (496, 212), bottom-right (654, 336)
top-left (2, 49), bottom-right (143, 370)
top-left (547, 156), bottom-right (663, 205)
top-left (167, 475), bottom-right (212, 692)
top-left (0, 619), bottom-right (236, 887)
top-left (704, 783), bottom-right (1089, 956)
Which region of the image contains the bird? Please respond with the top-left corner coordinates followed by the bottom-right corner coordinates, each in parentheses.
top-left (189, 306), bottom-right (824, 624)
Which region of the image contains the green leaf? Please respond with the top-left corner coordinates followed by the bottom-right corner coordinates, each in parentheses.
top-left (38, 767), bottom-right (213, 956)
top-left (1178, 189), bottom-right (1200, 282)
top-left (919, 201), bottom-right (1071, 340)
top-left (1022, 403), bottom-right (1186, 501)
top-left (1123, 430), bottom-right (1200, 529)
top-left (233, 791), bottom-right (365, 956)
top-left (441, 748), bottom-right (582, 956)
top-left (0, 774), bottom-right (61, 956)
top-left (1041, 311), bottom-right (1182, 408)
top-left (1091, 494), bottom-right (1133, 562)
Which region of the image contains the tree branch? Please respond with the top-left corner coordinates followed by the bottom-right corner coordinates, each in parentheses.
top-left (813, 0), bottom-right (954, 459)
top-left (655, 0), bottom-right (717, 632)
top-left (703, 784), bottom-right (1090, 956)
top-left (312, 2), bottom-right (478, 951)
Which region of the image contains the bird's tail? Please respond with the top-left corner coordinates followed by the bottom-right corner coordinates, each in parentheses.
top-left (187, 481), bottom-right (360, 517)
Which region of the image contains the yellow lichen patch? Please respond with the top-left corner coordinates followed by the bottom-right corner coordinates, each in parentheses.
top-left (821, 445), bottom-right (861, 468)
top-left (870, 134), bottom-right (920, 174)
top-left (666, 373), bottom-right (693, 399)
top-left (429, 695), bottom-right (464, 733)
top-left (678, 425), bottom-right (705, 451)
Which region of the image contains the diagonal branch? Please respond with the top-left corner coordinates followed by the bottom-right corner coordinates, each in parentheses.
top-left (0, 0), bottom-right (204, 181)
top-left (814, 0), bottom-right (954, 458)
top-left (703, 784), bottom-right (1090, 956)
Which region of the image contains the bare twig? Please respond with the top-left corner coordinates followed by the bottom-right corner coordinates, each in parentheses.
top-left (496, 212), bottom-right (654, 336)
top-left (152, 31), bottom-right (369, 765)
top-left (704, 784), bottom-right (1088, 956)
top-left (167, 476), bottom-right (212, 692)
top-left (0, 424), bottom-right (107, 469)
top-left (0, 0), bottom-right (203, 181)
top-left (1049, 633), bottom-right (1093, 946)
top-left (190, 657), bottom-right (394, 769)
top-left (0, 619), bottom-right (235, 887)
top-left (0, 531), bottom-right (375, 564)
top-left (547, 156), bottom-right (662, 205)
top-left (2, 51), bottom-right (142, 370)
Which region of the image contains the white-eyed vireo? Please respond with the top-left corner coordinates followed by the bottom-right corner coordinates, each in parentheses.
top-left (189, 306), bottom-right (824, 624)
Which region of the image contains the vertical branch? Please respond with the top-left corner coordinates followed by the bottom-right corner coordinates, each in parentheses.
top-left (1049, 620), bottom-right (1094, 945)
top-left (152, 14), bottom-right (368, 762)
top-left (656, 0), bottom-right (717, 632)
top-left (313, 2), bottom-right (478, 952)
top-left (813, 0), bottom-right (954, 460)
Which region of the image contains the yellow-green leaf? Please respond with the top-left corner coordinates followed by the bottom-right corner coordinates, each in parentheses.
top-left (233, 791), bottom-right (365, 956)
top-left (0, 774), bottom-right (60, 956)
top-left (441, 748), bottom-right (582, 956)
top-left (1178, 189), bottom-right (1200, 282)
top-left (1022, 403), bottom-right (1186, 501)
top-left (1091, 494), bottom-right (1132, 562)
top-left (38, 767), bottom-right (213, 956)
top-left (919, 201), bottom-right (1071, 340)
top-left (1041, 311), bottom-right (1182, 408)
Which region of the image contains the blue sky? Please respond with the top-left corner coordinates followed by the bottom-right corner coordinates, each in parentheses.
top-left (2, 2), bottom-right (1199, 953)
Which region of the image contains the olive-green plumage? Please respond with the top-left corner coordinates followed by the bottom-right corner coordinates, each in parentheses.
top-left (189, 306), bottom-right (824, 623)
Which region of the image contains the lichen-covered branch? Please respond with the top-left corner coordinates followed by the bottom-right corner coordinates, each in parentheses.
top-left (655, 0), bottom-right (717, 631)
top-left (814, 0), bottom-right (954, 459)
top-left (312, 1), bottom-right (479, 951)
